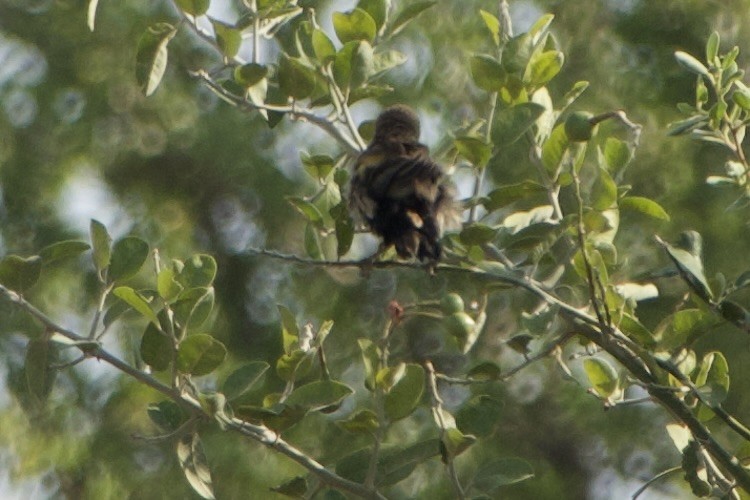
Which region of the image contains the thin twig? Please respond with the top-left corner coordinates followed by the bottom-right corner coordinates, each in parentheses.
top-left (424, 361), bottom-right (466, 499)
top-left (630, 467), bottom-right (681, 500)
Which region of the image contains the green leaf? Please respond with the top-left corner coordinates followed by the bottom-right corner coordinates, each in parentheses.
top-left (384, 363), bottom-right (424, 421)
top-left (376, 362), bottom-right (406, 392)
top-left (157, 268), bottom-right (183, 301)
top-left (177, 334), bottom-right (227, 376)
top-left (603, 137), bottom-right (632, 173)
top-left (178, 254), bottom-right (217, 288)
top-left (706, 31), bottom-right (720, 63)
top-left (333, 40), bottom-right (374, 90)
top-left (541, 124), bottom-right (569, 174)
top-left (337, 409), bottom-right (379, 434)
top-left (300, 153), bottom-right (335, 181)
top-left (333, 203), bottom-right (355, 257)
top-left (473, 459), bottom-right (535, 493)
top-left (212, 21), bottom-right (241, 58)
top-left (358, 338), bottom-right (379, 391)
top-left (479, 9), bottom-right (500, 46)
top-left (675, 51), bottom-right (710, 78)
top-left (492, 102), bottom-right (546, 145)
top-left (140, 323), bottom-right (173, 371)
top-left (470, 54), bottom-right (506, 91)
top-left (388, 1), bottom-right (436, 36)
top-left (456, 395), bottom-right (502, 437)
top-left (357, 0), bottom-right (387, 31)
top-left (371, 50), bottom-right (407, 79)
top-left (467, 361), bottom-right (502, 381)
top-left (25, 338), bottom-right (58, 405)
top-left (109, 237), bottom-right (149, 282)
top-left (659, 233), bottom-right (713, 302)
top-left (287, 196), bottom-right (324, 226)
top-left (620, 197), bottom-right (670, 221)
top-left (440, 427), bottom-right (476, 460)
top-left (591, 167), bottom-right (618, 211)
top-left (176, 433), bottom-right (216, 500)
top-left (221, 361), bottom-right (270, 401)
top-left (113, 286), bottom-right (159, 325)
top-left (484, 181), bottom-right (547, 211)
top-left (304, 224), bottom-right (323, 260)
top-left (336, 440), bottom-right (440, 487)
top-left (523, 50), bottom-right (564, 87)
top-left (563, 80), bottom-right (590, 108)
top-left (270, 476), bottom-right (307, 498)
top-left (454, 136), bottom-right (492, 168)
top-left (285, 380), bottom-right (354, 411)
top-left (0, 255), bottom-right (41, 292)
top-left (90, 219), bottom-right (112, 272)
top-left (278, 305), bottom-right (299, 355)
top-left (175, 0), bottom-right (210, 16)
top-left (733, 88), bottom-right (750, 110)
top-left (173, 287), bottom-right (215, 330)
top-left (233, 63), bottom-right (268, 87)
top-left (695, 351), bottom-right (729, 407)
top-left (583, 358), bottom-right (619, 398)
top-left (148, 400), bottom-right (186, 431)
top-left (135, 23), bottom-right (177, 96)
top-left (333, 8), bottom-right (377, 44)
top-left (667, 115), bottom-right (708, 136)
top-left (278, 56), bottom-right (317, 99)
top-left (311, 29), bottom-right (336, 63)
top-left (619, 314), bottom-right (656, 347)
top-left (39, 240), bottom-right (91, 265)
top-left (87, 0), bottom-right (99, 31)
top-left (276, 349), bottom-right (314, 382)
top-left (460, 223), bottom-right (497, 246)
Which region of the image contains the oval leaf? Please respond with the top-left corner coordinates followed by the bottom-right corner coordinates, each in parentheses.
top-left (333, 8), bottom-right (376, 44)
top-left (384, 363), bottom-right (424, 421)
top-left (222, 361), bottom-right (270, 401)
top-left (140, 322), bottom-right (173, 371)
top-left (177, 334), bottom-right (227, 376)
top-left (285, 380), bottom-right (354, 411)
top-left (40, 240), bottom-right (91, 266)
top-left (114, 286), bottom-right (159, 325)
top-left (620, 196), bottom-right (670, 221)
top-left (583, 358), bottom-right (619, 398)
top-left (109, 237), bottom-right (149, 282)
top-left (135, 23), bottom-right (177, 96)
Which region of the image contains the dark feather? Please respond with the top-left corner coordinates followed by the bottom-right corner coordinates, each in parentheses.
top-left (350, 105), bottom-right (458, 262)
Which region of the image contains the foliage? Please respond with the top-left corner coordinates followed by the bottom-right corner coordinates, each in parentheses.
top-left (3, 0), bottom-right (750, 499)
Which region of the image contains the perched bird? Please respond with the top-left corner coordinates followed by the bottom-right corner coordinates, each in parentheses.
top-left (350, 105), bottom-right (458, 262)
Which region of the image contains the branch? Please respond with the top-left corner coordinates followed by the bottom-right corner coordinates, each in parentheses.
top-left (0, 284), bottom-right (385, 500)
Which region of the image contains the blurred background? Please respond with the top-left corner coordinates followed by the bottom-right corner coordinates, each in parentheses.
top-left (1, 0), bottom-right (750, 498)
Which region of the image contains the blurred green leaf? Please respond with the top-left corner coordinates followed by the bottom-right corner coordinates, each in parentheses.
top-left (177, 334), bottom-right (227, 376)
top-left (467, 361), bottom-right (502, 381)
top-left (357, 0), bottom-right (388, 31)
top-left (285, 380), bottom-right (353, 411)
top-left (455, 136), bottom-right (492, 168)
top-left (278, 304), bottom-right (299, 355)
top-left (109, 237), bottom-right (149, 282)
top-left (175, 0), bottom-right (210, 16)
top-left (695, 351), bottom-right (729, 408)
top-left (371, 50), bottom-right (407, 79)
top-left (493, 103), bottom-right (546, 145)
top-left (140, 323), bottom-right (172, 371)
top-left (148, 400), bottom-right (186, 432)
top-left (276, 349), bottom-right (314, 382)
top-left (222, 361), bottom-right (270, 401)
top-left (311, 29), bottom-right (336, 63)
top-left (333, 9), bottom-right (377, 44)
top-left (583, 358), bottom-right (619, 398)
top-left (460, 224), bottom-right (497, 246)
top-left (440, 427), bottom-right (476, 461)
top-left (25, 338), bottom-right (58, 406)
top-left (524, 50), bottom-right (564, 87)
top-left (591, 167), bottom-right (618, 210)
top-left (39, 240), bottom-right (90, 266)
top-left (479, 9), bottom-right (500, 46)
top-left (456, 395), bottom-right (501, 437)
top-left (706, 31), bottom-right (720, 63)
top-left (337, 409), bottom-right (379, 434)
top-left (173, 287), bottom-right (215, 329)
top-left (212, 21), bottom-right (241, 58)
top-left (470, 54), bottom-right (506, 91)
top-left (541, 124), bottom-right (569, 174)
top-left (473, 458), bottom-right (535, 493)
top-left (278, 56), bottom-right (317, 99)
top-left (603, 138), bottom-right (632, 173)
top-left (157, 268), bottom-right (183, 301)
top-left (114, 286), bottom-right (158, 325)
top-left (90, 219), bottom-right (112, 272)
top-left (270, 476), bottom-right (307, 498)
top-left (176, 433), bottom-right (215, 500)
top-left (675, 51), bottom-right (710, 78)
top-left (0, 255), bottom-right (41, 293)
top-left (287, 197), bottom-right (324, 226)
top-left (620, 197), bottom-right (670, 221)
top-left (388, 1), bottom-right (436, 36)
top-left (484, 181), bottom-right (547, 211)
top-left (135, 23), bottom-right (177, 96)
top-left (384, 363), bottom-right (424, 421)
top-left (178, 254), bottom-right (217, 288)
top-left (234, 63), bottom-right (268, 87)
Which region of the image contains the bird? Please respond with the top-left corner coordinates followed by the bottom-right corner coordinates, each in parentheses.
top-left (349, 105), bottom-right (458, 264)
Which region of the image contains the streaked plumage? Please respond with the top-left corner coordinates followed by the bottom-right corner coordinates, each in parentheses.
top-left (350, 105), bottom-right (458, 262)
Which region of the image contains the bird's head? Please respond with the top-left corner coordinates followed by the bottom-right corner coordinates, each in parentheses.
top-left (373, 105), bottom-right (421, 144)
